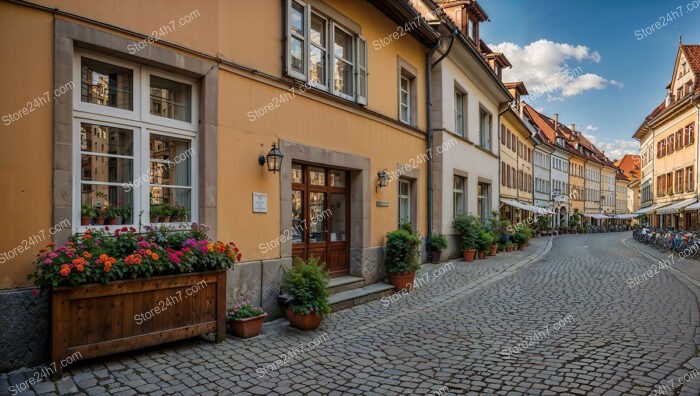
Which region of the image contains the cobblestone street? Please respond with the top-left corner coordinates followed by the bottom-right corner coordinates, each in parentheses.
top-left (4, 233), bottom-right (700, 395)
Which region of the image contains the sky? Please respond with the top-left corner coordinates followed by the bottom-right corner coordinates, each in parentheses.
top-left (479, 0), bottom-right (700, 161)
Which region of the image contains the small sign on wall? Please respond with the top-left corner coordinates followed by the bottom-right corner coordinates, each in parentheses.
top-left (253, 192), bottom-right (268, 213)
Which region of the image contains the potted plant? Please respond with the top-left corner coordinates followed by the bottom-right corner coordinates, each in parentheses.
top-left (505, 241), bottom-right (515, 251)
top-left (279, 257), bottom-right (331, 330)
top-left (105, 206), bottom-right (119, 225)
top-left (80, 204), bottom-right (95, 226)
top-left (150, 205), bottom-right (162, 223)
top-left (118, 204), bottom-right (132, 225)
top-left (455, 213), bottom-right (479, 262)
top-left (227, 302), bottom-right (267, 339)
top-left (384, 228), bottom-right (421, 290)
top-left (173, 206), bottom-right (190, 222)
top-left (94, 206), bottom-right (106, 225)
top-left (429, 233), bottom-right (448, 263)
top-left (160, 204), bottom-right (175, 223)
top-left (477, 227), bottom-right (494, 259)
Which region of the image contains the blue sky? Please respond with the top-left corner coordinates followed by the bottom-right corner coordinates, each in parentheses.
top-left (479, 0), bottom-right (700, 160)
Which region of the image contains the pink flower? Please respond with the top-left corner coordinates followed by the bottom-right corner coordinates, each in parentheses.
top-left (105, 226), bottom-right (110, 231)
top-left (42, 259), bottom-right (52, 265)
top-left (31, 289), bottom-right (39, 296)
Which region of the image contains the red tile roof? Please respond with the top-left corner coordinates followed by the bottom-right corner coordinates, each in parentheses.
top-left (614, 154), bottom-right (641, 182)
top-left (681, 44), bottom-right (700, 74)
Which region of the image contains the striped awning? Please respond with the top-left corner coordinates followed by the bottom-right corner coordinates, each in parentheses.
top-left (656, 198), bottom-right (697, 215)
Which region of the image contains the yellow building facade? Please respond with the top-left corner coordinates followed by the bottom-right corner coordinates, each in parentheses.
top-left (0, 0), bottom-right (449, 369)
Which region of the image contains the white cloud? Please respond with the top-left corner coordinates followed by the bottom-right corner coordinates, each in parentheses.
top-left (584, 125), bottom-right (598, 132)
top-left (489, 39), bottom-right (623, 101)
top-left (583, 133), bottom-right (639, 160)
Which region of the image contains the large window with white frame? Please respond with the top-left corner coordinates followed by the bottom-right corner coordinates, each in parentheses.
top-left (454, 88), bottom-right (465, 137)
top-left (453, 175), bottom-right (466, 218)
top-left (399, 75), bottom-right (411, 124)
top-left (286, 0), bottom-right (367, 104)
top-left (398, 179), bottom-right (411, 226)
top-left (73, 51), bottom-right (198, 231)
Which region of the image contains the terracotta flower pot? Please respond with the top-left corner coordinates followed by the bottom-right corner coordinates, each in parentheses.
top-left (518, 243), bottom-right (526, 250)
top-left (107, 217), bottom-right (117, 225)
top-left (387, 271), bottom-right (416, 291)
top-left (160, 216), bottom-right (171, 223)
top-left (81, 216), bottom-right (91, 226)
top-left (150, 216), bottom-right (159, 223)
top-left (285, 308), bottom-right (322, 330)
top-left (431, 250), bottom-right (442, 263)
top-left (229, 313), bottom-right (267, 338)
top-left (95, 217), bottom-right (105, 225)
top-left (489, 244), bottom-right (498, 256)
top-left (478, 251), bottom-right (486, 259)
top-left (463, 249), bottom-right (476, 261)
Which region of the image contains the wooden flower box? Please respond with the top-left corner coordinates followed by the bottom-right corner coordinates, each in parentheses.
top-left (51, 270), bottom-right (226, 373)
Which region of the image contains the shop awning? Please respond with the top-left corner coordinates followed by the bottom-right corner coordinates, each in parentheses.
top-left (682, 200), bottom-right (700, 211)
top-left (613, 214), bottom-right (638, 219)
top-left (634, 202), bottom-right (670, 215)
top-left (656, 198), bottom-right (697, 215)
top-left (584, 213), bottom-right (611, 220)
top-left (500, 199), bottom-right (555, 215)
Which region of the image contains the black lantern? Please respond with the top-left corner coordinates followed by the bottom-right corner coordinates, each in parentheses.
top-left (259, 142), bottom-right (283, 173)
top-left (377, 170), bottom-right (389, 191)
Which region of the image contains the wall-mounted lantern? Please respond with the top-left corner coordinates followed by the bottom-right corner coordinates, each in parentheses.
top-left (377, 170), bottom-right (389, 191)
top-left (258, 142), bottom-right (283, 173)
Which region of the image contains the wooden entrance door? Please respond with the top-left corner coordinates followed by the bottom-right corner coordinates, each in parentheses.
top-left (291, 163), bottom-right (350, 277)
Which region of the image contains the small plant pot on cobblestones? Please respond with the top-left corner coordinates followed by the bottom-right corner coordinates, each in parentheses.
top-left (477, 251), bottom-right (486, 259)
top-left (384, 228), bottom-right (421, 291)
top-left (285, 308), bottom-right (322, 330)
top-left (387, 271), bottom-right (416, 291)
top-left (429, 233), bottom-right (447, 264)
top-left (463, 249), bottom-right (476, 261)
top-left (278, 257), bottom-right (331, 331)
top-left (227, 303), bottom-right (267, 338)
top-left (489, 244), bottom-right (498, 256)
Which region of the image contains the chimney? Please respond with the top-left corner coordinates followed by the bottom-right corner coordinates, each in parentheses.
top-left (519, 100), bottom-right (524, 118)
top-left (554, 113), bottom-right (559, 131)
top-left (570, 123), bottom-right (575, 132)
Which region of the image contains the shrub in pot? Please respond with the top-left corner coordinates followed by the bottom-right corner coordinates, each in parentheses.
top-left (150, 205), bottom-right (163, 223)
top-left (455, 213), bottom-right (480, 262)
top-left (160, 204), bottom-right (175, 223)
top-left (477, 227), bottom-right (494, 258)
top-left (80, 204), bottom-right (95, 226)
top-left (105, 206), bottom-right (119, 225)
top-left (429, 233), bottom-right (448, 263)
top-left (118, 204), bottom-right (132, 225)
top-left (227, 302), bottom-right (267, 338)
top-left (505, 241), bottom-right (515, 251)
top-left (384, 228), bottom-right (421, 290)
top-left (94, 206), bottom-right (106, 225)
top-left (279, 257), bottom-right (331, 330)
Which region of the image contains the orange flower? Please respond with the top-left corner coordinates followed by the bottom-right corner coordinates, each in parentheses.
top-left (83, 252), bottom-right (92, 259)
top-left (151, 253), bottom-right (159, 261)
top-left (72, 258), bottom-right (84, 266)
top-left (76, 264), bottom-right (84, 272)
top-left (108, 258), bottom-right (116, 265)
top-left (39, 248), bottom-right (47, 253)
top-left (47, 243), bottom-right (56, 247)
top-left (99, 254), bottom-right (108, 262)
top-left (59, 264), bottom-right (71, 277)
top-left (146, 249), bottom-right (152, 256)
top-left (83, 234), bottom-right (92, 240)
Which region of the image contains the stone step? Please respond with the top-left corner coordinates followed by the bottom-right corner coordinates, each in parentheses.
top-left (327, 276), bottom-right (365, 294)
top-left (329, 282), bottom-right (395, 312)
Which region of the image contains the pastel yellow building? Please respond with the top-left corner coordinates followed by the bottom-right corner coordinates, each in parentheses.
top-left (0, 0), bottom-right (448, 369)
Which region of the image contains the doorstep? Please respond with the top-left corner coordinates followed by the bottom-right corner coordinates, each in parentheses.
top-left (328, 282), bottom-right (394, 312)
top-left (327, 276), bottom-right (365, 294)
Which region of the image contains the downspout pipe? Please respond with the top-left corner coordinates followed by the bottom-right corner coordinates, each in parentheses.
top-left (426, 27), bottom-right (458, 263)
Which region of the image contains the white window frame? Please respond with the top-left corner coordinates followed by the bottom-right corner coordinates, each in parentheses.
top-left (309, 12), bottom-right (328, 90)
top-left (286, 0), bottom-right (309, 81)
top-left (399, 75), bottom-right (411, 124)
top-left (453, 175), bottom-right (466, 218)
top-left (356, 35), bottom-right (368, 105)
top-left (331, 22), bottom-right (355, 101)
top-left (71, 51), bottom-right (198, 233)
top-left (398, 179), bottom-right (411, 226)
top-left (479, 107), bottom-right (492, 150)
top-left (454, 89), bottom-right (465, 137)
top-left (142, 68), bottom-right (199, 132)
top-left (73, 53), bottom-right (141, 122)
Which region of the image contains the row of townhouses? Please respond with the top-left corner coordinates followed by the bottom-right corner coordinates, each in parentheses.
top-left (0, 0), bottom-right (633, 370)
top-left (633, 43), bottom-right (700, 230)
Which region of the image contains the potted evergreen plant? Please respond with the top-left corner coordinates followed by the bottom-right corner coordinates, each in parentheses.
top-left (279, 257), bottom-right (331, 330)
top-left (477, 227), bottom-right (494, 259)
top-left (227, 302), bottom-right (267, 338)
top-left (384, 227), bottom-right (421, 290)
top-left (429, 233), bottom-right (448, 263)
top-left (150, 205), bottom-right (162, 223)
top-left (455, 213), bottom-right (480, 262)
top-left (80, 204), bottom-right (95, 226)
top-left (105, 206), bottom-right (119, 225)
